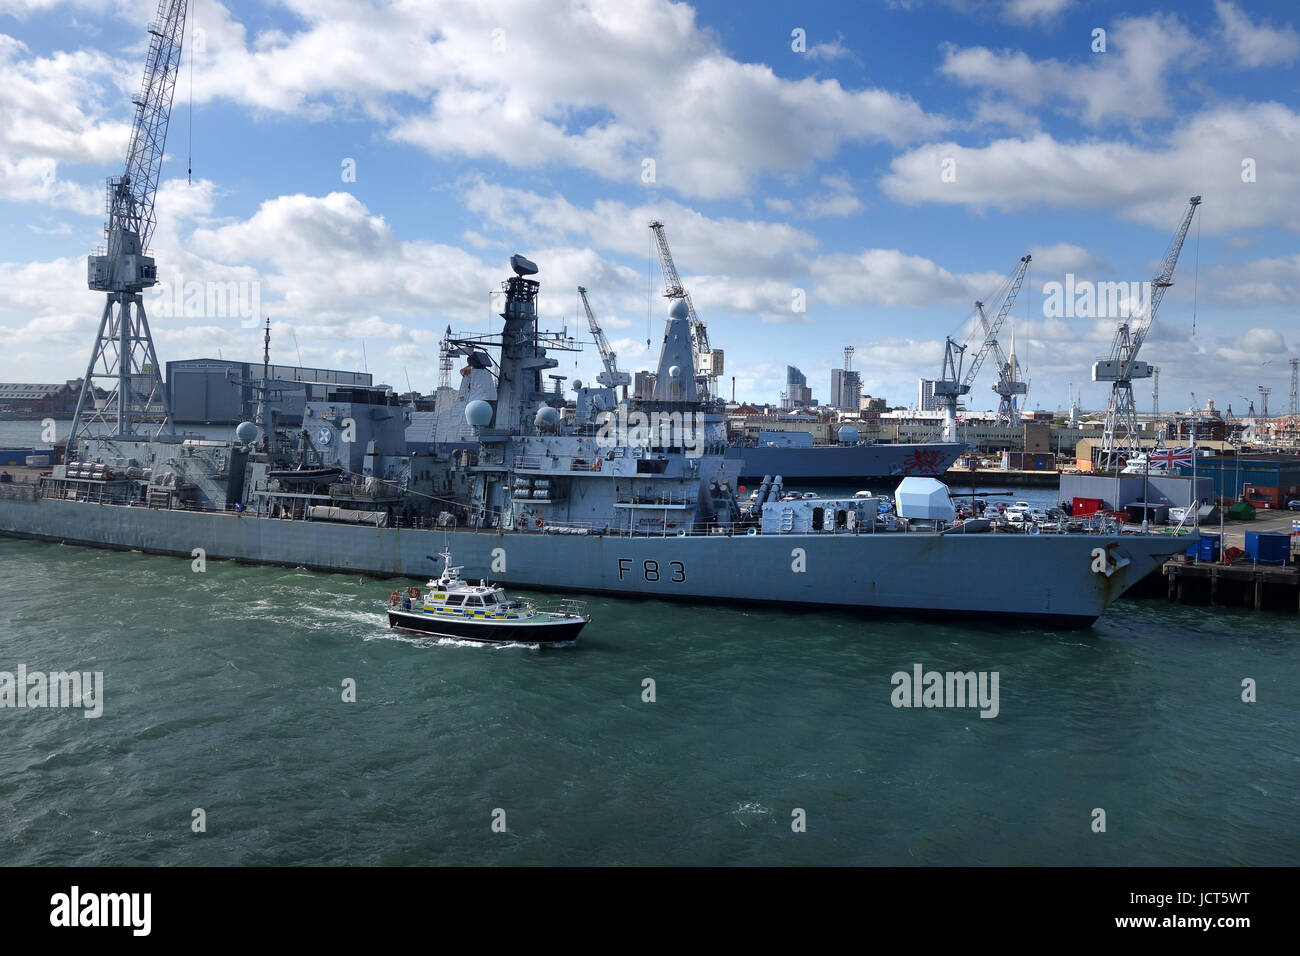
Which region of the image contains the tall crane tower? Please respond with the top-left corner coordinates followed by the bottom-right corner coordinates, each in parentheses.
top-left (1152, 367), bottom-right (1159, 417)
top-left (578, 286), bottom-right (630, 398)
top-left (648, 220), bottom-right (722, 402)
top-left (972, 254), bottom-right (1032, 427)
top-left (69, 0), bottom-right (188, 444)
top-left (1094, 195), bottom-right (1201, 470)
top-left (937, 254), bottom-right (1031, 437)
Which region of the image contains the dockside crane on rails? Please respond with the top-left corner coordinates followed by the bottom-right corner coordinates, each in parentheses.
top-left (69, 0), bottom-right (189, 444)
top-left (934, 254), bottom-right (1032, 440)
top-left (1094, 196), bottom-right (1202, 470)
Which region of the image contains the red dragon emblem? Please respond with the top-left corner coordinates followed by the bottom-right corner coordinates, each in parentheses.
top-left (902, 449), bottom-right (947, 475)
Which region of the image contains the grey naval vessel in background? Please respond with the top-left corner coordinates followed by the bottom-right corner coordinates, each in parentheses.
top-left (0, 255), bottom-right (1196, 627)
top-left (723, 437), bottom-right (964, 485)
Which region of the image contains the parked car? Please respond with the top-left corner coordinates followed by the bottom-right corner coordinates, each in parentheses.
top-left (1288, 499), bottom-right (1300, 511)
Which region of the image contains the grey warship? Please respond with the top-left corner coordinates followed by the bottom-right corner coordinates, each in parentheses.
top-left (0, 252), bottom-right (1196, 627)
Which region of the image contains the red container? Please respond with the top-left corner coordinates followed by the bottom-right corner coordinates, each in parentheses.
top-left (1072, 496), bottom-right (1104, 516)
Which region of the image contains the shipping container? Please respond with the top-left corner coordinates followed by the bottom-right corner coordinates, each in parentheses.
top-left (1244, 531), bottom-right (1290, 566)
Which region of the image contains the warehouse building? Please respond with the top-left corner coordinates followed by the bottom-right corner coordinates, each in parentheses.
top-left (165, 359), bottom-right (373, 425)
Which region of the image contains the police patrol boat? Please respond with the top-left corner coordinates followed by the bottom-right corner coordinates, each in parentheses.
top-left (386, 550), bottom-right (589, 645)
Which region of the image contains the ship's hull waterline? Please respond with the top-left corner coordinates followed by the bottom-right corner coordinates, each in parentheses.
top-left (0, 498), bottom-right (1194, 627)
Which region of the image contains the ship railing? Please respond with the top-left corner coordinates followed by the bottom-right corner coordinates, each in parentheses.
top-left (533, 598), bottom-right (588, 618)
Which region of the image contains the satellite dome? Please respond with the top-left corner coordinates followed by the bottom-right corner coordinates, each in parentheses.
top-left (534, 405), bottom-right (560, 427)
top-left (668, 365), bottom-right (681, 379)
top-left (572, 379), bottom-right (582, 391)
top-left (837, 425), bottom-right (860, 444)
top-left (510, 254), bottom-right (539, 276)
top-left (235, 421), bottom-right (260, 443)
top-left (465, 400), bottom-right (493, 427)
top-left (669, 299), bottom-right (689, 320)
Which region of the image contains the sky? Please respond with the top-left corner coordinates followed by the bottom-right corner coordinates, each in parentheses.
top-left (0, 0), bottom-right (1297, 417)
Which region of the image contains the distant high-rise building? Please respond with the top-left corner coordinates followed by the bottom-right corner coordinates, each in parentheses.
top-left (918, 378), bottom-right (940, 411)
top-left (781, 365), bottom-right (813, 409)
top-left (830, 368), bottom-right (862, 411)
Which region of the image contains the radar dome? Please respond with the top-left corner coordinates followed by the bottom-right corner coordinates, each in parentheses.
top-left (510, 254), bottom-right (539, 276)
top-left (572, 379), bottom-right (583, 391)
top-left (235, 421), bottom-right (260, 443)
top-left (668, 365), bottom-right (681, 379)
top-left (669, 299), bottom-right (690, 321)
top-left (837, 425), bottom-right (860, 444)
top-left (465, 400), bottom-right (493, 427)
top-left (534, 405), bottom-right (560, 427)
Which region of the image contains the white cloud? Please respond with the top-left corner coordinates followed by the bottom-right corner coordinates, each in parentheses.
top-left (810, 249), bottom-right (1003, 309)
top-left (1001, 0), bottom-right (1073, 25)
top-left (0, 33), bottom-right (131, 211)
top-left (462, 179), bottom-right (820, 278)
top-left (939, 15), bottom-right (1205, 127)
top-left (160, 0), bottom-right (949, 200)
top-left (880, 103), bottom-right (1300, 233)
top-left (806, 35), bottom-right (860, 64)
top-left (1027, 242), bottom-right (1103, 277)
top-left (1216, 1), bottom-right (1300, 68)
top-left (1207, 253), bottom-right (1300, 305)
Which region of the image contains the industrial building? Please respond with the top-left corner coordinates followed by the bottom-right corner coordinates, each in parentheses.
top-left (0, 380), bottom-right (85, 418)
top-left (1184, 453), bottom-right (1300, 509)
top-left (165, 358), bottom-right (373, 425)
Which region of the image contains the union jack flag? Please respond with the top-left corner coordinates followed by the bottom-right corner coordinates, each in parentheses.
top-left (1147, 447), bottom-right (1194, 468)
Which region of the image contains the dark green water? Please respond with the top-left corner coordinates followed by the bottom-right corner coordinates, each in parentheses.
top-left (1, 536), bottom-right (1296, 865)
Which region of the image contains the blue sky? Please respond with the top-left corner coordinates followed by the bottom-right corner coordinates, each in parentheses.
top-left (1, 0), bottom-right (1297, 416)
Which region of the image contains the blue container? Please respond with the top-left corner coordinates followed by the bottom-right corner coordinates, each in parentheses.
top-left (1187, 533), bottom-right (1220, 561)
top-left (0, 448), bottom-right (35, 466)
top-left (1245, 531), bottom-right (1290, 566)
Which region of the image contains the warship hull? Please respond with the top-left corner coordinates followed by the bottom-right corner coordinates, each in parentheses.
top-left (0, 494), bottom-right (1192, 627)
top-left (725, 442), bottom-right (965, 484)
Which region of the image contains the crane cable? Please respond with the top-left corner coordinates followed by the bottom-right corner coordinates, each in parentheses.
top-left (1191, 209), bottom-right (1201, 338)
top-left (187, 0), bottom-right (195, 184)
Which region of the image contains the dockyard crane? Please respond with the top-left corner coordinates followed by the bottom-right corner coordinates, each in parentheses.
top-left (1094, 196), bottom-right (1202, 470)
top-left (648, 220), bottom-right (722, 401)
top-left (578, 286), bottom-right (630, 397)
top-left (972, 255), bottom-right (1032, 427)
top-left (935, 254), bottom-right (1031, 440)
top-left (69, 0), bottom-right (188, 444)
top-left (932, 337), bottom-right (969, 441)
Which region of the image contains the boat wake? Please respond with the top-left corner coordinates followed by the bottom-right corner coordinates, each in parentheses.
top-left (362, 631), bottom-right (547, 651)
